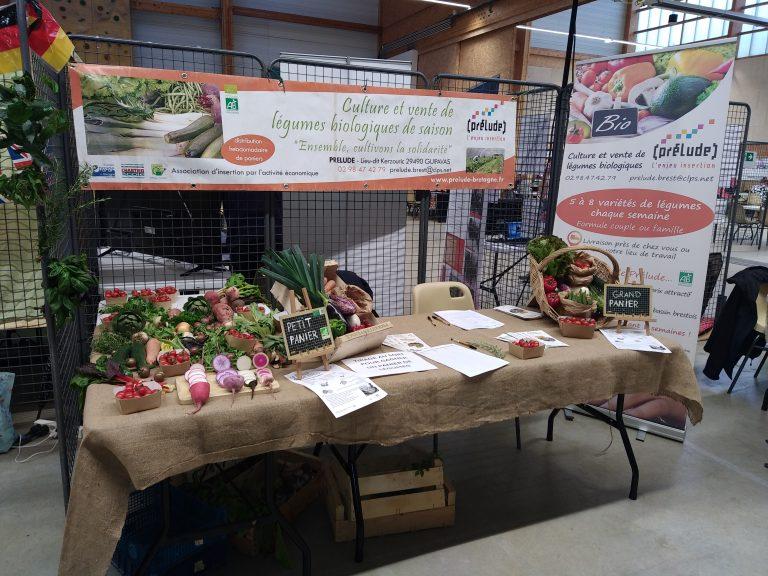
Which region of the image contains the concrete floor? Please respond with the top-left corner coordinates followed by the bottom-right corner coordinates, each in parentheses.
top-left (2, 344), bottom-right (767, 576)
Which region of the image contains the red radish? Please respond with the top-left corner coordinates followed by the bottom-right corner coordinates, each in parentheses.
top-left (253, 352), bottom-right (269, 369)
top-left (186, 363), bottom-right (209, 414)
top-left (204, 290), bottom-right (220, 305)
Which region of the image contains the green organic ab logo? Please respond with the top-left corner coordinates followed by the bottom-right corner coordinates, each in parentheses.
top-left (679, 271), bottom-right (694, 285)
top-left (225, 97), bottom-right (239, 111)
top-left (320, 327), bottom-right (330, 339)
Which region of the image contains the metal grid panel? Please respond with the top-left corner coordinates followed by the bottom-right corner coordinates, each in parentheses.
top-left (0, 79), bottom-right (51, 408)
top-left (70, 35), bottom-right (266, 77)
top-left (54, 40), bottom-right (268, 501)
top-left (271, 59), bottom-right (430, 317)
top-left (706, 102), bottom-right (750, 327)
top-left (428, 75), bottom-right (562, 309)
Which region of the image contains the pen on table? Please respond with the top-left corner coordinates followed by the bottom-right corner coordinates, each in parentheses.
top-left (431, 314), bottom-right (451, 326)
top-left (451, 338), bottom-right (477, 350)
top-left (427, 315), bottom-right (437, 326)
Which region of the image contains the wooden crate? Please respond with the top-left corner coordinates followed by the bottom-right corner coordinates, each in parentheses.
top-left (324, 447), bottom-right (455, 542)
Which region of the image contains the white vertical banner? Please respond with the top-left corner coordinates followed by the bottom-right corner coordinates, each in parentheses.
top-left (553, 40), bottom-right (737, 433)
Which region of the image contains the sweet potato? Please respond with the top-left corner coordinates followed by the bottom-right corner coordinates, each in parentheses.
top-left (145, 338), bottom-right (161, 365)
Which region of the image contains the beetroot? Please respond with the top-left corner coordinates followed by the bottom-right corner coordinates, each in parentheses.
top-left (204, 290), bottom-right (220, 305)
top-left (225, 286), bottom-right (240, 302)
top-left (330, 294), bottom-right (356, 315)
top-left (212, 302), bottom-right (234, 323)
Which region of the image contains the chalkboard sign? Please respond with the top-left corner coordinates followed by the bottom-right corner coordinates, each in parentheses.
top-left (279, 307), bottom-right (335, 360)
top-left (603, 284), bottom-right (653, 320)
top-left (591, 108), bottom-right (638, 138)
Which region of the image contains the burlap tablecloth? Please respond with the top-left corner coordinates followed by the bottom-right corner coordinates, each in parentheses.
top-left (59, 311), bottom-right (702, 576)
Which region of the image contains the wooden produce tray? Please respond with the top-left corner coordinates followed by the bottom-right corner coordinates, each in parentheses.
top-left (324, 446), bottom-right (455, 542)
top-left (175, 372), bottom-right (279, 404)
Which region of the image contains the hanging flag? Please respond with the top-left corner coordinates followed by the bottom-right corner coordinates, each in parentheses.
top-left (0, 1), bottom-right (74, 73)
top-left (8, 144), bottom-right (32, 169)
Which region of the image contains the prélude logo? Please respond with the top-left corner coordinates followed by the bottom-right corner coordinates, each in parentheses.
top-left (653, 120), bottom-right (718, 160)
top-left (467, 102), bottom-right (507, 135)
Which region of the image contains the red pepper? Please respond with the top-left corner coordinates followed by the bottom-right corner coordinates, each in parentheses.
top-left (546, 291), bottom-right (561, 308)
top-left (543, 275), bottom-right (558, 294)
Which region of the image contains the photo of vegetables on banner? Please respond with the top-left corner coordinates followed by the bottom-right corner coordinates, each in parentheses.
top-left (78, 72), bottom-right (223, 159)
top-left (568, 42), bottom-right (734, 142)
top-left (554, 39), bottom-right (737, 436)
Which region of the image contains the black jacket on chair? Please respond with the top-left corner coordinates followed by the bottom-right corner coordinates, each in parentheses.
top-left (703, 266), bottom-right (768, 379)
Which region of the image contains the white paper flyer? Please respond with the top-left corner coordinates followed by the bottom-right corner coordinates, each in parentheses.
top-left (285, 365), bottom-right (387, 418)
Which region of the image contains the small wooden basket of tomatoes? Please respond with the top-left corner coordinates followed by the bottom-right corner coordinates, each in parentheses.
top-left (225, 328), bottom-right (260, 352)
top-left (157, 349), bottom-right (191, 377)
top-left (558, 316), bottom-right (596, 339)
top-left (104, 288), bottom-right (127, 306)
top-left (114, 380), bottom-right (162, 414)
top-left (509, 338), bottom-right (545, 359)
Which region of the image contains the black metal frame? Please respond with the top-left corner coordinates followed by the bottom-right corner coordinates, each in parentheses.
top-left (8, 18), bottom-right (749, 572)
top-left (547, 394), bottom-right (639, 500)
top-left (135, 453), bottom-right (311, 576)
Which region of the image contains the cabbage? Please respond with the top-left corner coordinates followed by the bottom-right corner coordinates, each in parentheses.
top-left (527, 235), bottom-right (574, 278)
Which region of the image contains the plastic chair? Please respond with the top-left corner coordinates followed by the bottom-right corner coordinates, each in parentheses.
top-left (733, 204), bottom-right (759, 244)
top-left (412, 282), bottom-right (523, 449)
top-left (728, 284), bottom-right (768, 412)
top-left (413, 281), bottom-right (475, 314)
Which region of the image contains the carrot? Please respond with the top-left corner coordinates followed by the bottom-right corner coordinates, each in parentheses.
top-left (145, 338), bottom-right (161, 365)
top-left (324, 279), bottom-right (336, 293)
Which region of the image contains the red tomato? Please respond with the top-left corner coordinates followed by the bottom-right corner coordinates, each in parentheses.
top-left (580, 69), bottom-right (596, 87)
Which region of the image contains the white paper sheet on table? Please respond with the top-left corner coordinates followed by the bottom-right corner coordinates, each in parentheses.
top-left (342, 351), bottom-right (438, 378)
top-left (434, 310), bottom-right (504, 330)
top-left (285, 364), bottom-right (387, 418)
top-left (600, 328), bottom-right (671, 353)
top-left (496, 330), bottom-right (569, 348)
top-left (417, 343), bottom-right (508, 377)
top-left (382, 333), bottom-right (431, 352)
top-left (494, 305), bottom-right (543, 320)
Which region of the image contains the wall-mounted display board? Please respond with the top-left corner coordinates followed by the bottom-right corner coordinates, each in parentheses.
top-left (69, 64), bottom-right (517, 191)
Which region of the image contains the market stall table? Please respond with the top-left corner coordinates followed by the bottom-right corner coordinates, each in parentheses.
top-left (59, 310), bottom-right (702, 576)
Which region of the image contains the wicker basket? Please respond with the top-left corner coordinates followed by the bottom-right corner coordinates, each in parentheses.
top-left (529, 244), bottom-right (620, 326)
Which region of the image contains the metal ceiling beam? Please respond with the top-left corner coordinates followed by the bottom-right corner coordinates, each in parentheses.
top-left (650, 0), bottom-right (768, 28)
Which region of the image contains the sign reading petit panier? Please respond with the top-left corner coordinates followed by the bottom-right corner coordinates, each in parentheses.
top-left (279, 307), bottom-right (335, 360)
top-left (603, 284), bottom-right (653, 320)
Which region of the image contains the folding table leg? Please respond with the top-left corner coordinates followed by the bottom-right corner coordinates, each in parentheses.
top-left (614, 394), bottom-right (639, 500)
top-left (264, 452), bottom-right (312, 576)
top-left (514, 417), bottom-right (521, 450)
top-left (330, 444), bottom-right (367, 563)
top-left (546, 408), bottom-right (560, 441)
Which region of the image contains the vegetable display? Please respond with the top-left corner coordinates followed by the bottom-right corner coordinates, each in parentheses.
top-left (529, 236), bottom-right (611, 324)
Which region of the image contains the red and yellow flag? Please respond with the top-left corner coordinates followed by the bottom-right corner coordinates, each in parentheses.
top-left (0, 1), bottom-right (74, 73)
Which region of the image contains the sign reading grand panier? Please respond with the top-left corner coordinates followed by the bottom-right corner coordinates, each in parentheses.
top-left (68, 64), bottom-right (517, 190)
top-left (553, 39), bottom-right (737, 435)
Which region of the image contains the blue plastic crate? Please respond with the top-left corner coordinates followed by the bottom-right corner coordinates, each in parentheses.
top-left (112, 484), bottom-right (229, 576)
